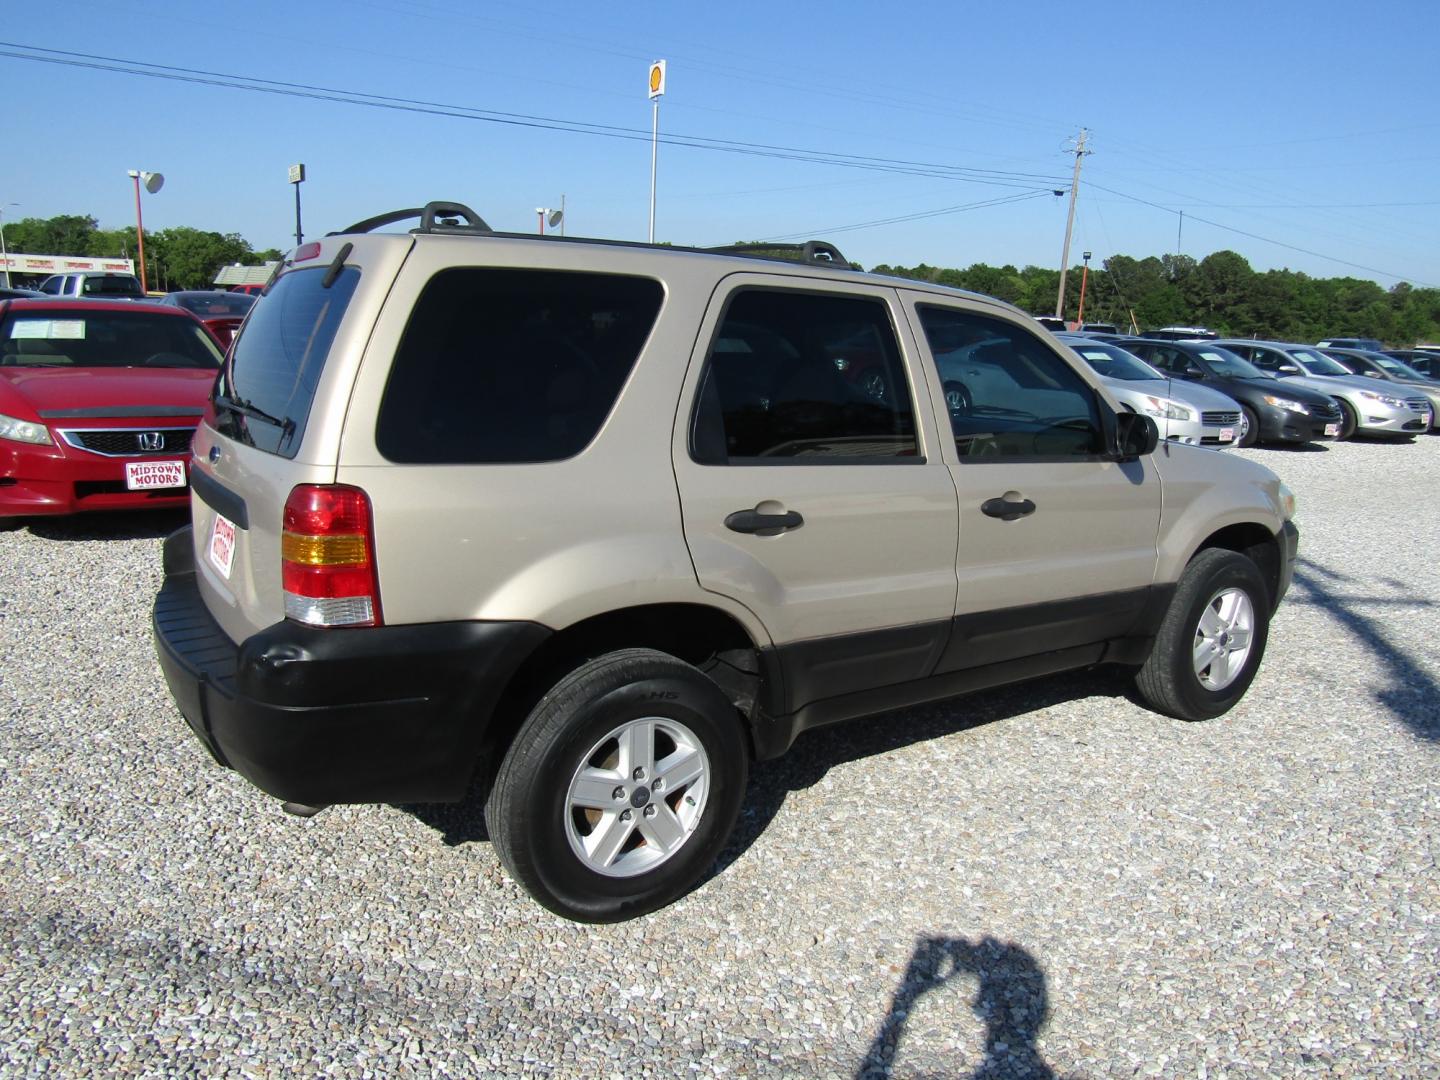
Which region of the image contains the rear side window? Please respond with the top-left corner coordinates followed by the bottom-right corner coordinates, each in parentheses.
top-left (689, 289), bottom-right (918, 463)
top-left (216, 265), bottom-right (361, 457)
top-left (376, 269), bottom-right (663, 464)
top-left (81, 275), bottom-right (143, 298)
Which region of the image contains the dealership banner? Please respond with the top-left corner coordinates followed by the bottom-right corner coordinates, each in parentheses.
top-left (0, 253), bottom-right (136, 275)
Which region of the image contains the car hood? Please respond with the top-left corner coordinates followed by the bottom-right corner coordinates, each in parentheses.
top-left (1117, 378), bottom-right (1241, 412)
top-left (0, 366), bottom-right (215, 421)
top-left (1205, 375), bottom-right (1335, 407)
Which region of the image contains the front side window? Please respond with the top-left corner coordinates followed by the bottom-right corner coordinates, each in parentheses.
top-left (689, 289), bottom-right (917, 463)
top-left (919, 305), bottom-right (1103, 460)
top-left (377, 268), bottom-right (663, 464)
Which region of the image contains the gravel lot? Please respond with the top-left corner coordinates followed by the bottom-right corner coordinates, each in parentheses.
top-left (1, 436), bottom-right (1436, 1078)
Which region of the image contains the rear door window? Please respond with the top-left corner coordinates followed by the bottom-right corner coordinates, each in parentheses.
top-left (215, 265), bottom-right (361, 457)
top-left (376, 269), bottom-right (663, 464)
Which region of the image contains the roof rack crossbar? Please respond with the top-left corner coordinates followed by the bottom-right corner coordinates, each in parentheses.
top-left (702, 240), bottom-right (851, 270)
top-left (333, 201), bottom-right (494, 236)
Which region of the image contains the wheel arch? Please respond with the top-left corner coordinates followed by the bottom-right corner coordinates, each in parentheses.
top-left (476, 602), bottom-right (773, 789)
top-left (1195, 522), bottom-right (1283, 611)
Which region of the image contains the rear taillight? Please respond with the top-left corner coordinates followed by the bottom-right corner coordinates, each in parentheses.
top-left (281, 484), bottom-right (382, 627)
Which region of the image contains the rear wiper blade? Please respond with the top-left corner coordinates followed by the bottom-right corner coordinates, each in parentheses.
top-left (215, 393), bottom-right (295, 439)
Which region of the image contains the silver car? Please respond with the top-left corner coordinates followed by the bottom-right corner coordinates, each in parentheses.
top-left (1218, 340), bottom-right (1432, 439)
top-left (1057, 334), bottom-right (1245, 447)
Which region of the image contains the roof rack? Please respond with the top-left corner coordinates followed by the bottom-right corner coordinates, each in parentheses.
top-left (333, 201), bottom-right (494, 236)
top-left (329, 203), bottom-right (855, 273)
top-left (702, 241), bottom-right (851, 270)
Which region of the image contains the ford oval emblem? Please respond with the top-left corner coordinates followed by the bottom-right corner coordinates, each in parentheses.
top-left (208, 445), bottom-right (222, 464)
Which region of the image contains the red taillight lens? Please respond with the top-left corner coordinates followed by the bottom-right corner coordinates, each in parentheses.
top-left (281, 484), bottom-right (382, 627)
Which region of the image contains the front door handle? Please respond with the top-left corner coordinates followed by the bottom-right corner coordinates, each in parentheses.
top-left (725, 508), bottom-right (804, 535)
top-left (981, 496), bottom-right (1036, 521)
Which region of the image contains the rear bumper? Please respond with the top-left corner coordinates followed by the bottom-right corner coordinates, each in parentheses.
top-left (152, 527), bottom-right (551, 805)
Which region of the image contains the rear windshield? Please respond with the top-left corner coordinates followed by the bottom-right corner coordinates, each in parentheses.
top-left (376, 268), bottom-right (663, 464)
top-left (176, 292), bottom-right (255, 316)
top-left (215, 265), bottom-right (361, 457)
top-left (80, 276), bottom-right (143, 297)
top-left (0, 311), bottom-right (223, 369)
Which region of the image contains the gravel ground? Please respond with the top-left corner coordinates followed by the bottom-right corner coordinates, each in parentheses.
top-left (1, 436), bottom-right (1437, 1079)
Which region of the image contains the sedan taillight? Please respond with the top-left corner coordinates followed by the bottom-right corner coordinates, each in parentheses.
top-left (281, 484), bottom-right (382, 627)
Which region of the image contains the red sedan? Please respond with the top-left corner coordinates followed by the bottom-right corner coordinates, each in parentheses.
top-left (153, 290), bottom-right (256, 348)
top-left (0, 299), bottom-right (223, 523)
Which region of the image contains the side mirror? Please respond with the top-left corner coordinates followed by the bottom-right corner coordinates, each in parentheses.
top-left (1113, 410), bottom-right (1159, 461)
top-left (1278, 364), bottom-right (1298, 374)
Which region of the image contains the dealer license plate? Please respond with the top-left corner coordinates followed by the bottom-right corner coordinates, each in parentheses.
top-left (1324, 423), bottom-right (1340, 437)
top-left (1219, 427), bottom-right (1235, 442)
top-left (208, 513), bottom-right (236, 580)
top-left (124, 459), bottom-right (186, 490)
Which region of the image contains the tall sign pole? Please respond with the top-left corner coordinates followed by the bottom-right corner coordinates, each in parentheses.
top-left (1054, 128), bottom-right (1090, 321)
top-left (289, 164), bottom-right (306, 248)
top-left (648, 60), bottom-right (666, 244)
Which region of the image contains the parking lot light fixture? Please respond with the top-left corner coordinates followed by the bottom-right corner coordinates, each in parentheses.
top-left (0, 202), bottom-right (16, 288)
top-left (127, 170), bottom-right (164, 294)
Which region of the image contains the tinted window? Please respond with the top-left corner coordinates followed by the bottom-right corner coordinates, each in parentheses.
top-left (1196, 348), bottom-right (1267, 378)
top-left (1069, 342), bottom-right (1163, 381)
top-left (80, 275), bottom-right (143, 298)
top-left (919, 306), bottom-right (1103, 459)
top-left (38, 276), bottom-right (62, 295)
top-left (377, 268), bottom-right (662, 464)
top-left (0, 311), bottom-right (223, 369)
top-left (217, 265), bottom-right (361, 457)
top-left (689, 289), bottom-right (917, 463)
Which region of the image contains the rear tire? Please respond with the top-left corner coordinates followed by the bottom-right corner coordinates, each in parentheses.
top-left (1135, 549), bottom-right (1271, 721)
top-left (1337, 399), bottom-right (1358, 440)
top-left (1238, 405), bottom-right (1260, 448)
top-left (485, 648), bottom-right (748, 922)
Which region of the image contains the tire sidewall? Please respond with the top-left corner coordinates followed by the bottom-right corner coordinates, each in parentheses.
top-left (1165, 555), bottom-right (1270, 719)
top-left (503, 663), bottom-right (746, 922)
top-left (1239, 404), bottom-right (1260, 447)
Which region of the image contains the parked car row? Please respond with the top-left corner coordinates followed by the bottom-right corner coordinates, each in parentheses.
top-left (1052, 327), bottom-right (1438, 449)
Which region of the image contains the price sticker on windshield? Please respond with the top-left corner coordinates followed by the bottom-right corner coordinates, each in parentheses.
top-left (208, 513), bottom-right (237, 580)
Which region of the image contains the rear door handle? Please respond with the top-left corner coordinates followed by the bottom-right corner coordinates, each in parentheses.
top-left (725, 509), bottom-right (804, 534)
top-left (981, 496), bottom-right (1036, 521)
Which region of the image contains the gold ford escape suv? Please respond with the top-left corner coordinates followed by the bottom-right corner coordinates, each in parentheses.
top-left (153, 202), bottom-right (1299, 922)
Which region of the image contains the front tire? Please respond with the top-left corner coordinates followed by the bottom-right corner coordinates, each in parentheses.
top-left (1238, 405), bottom-right (1260, 448)
top-left (485, 648), bottom-right (748, 922)
top-left (1135, 549), bottom-right (1271, 721)
top-left (1336, 399), bottom-right (1358, 440)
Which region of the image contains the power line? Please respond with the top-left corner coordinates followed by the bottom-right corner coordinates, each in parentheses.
top-left (761, 191), bottom-right (1053, 241)
top-left (1085, 180), bottom-right (1434, 286)
top-left (0, 42), bottom-right (1072, 192)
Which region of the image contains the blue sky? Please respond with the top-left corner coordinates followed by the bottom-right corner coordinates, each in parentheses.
top-left (3, 0), bottom-right (1437, 289)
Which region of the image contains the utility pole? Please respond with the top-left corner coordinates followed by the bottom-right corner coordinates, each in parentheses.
top-left (1054, 128), bottom-right (1090, 321)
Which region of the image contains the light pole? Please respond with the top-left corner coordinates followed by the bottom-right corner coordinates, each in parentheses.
top-left (647, 60), bottom-right (666, 243)
top-left (0, 202), bottom-right (16, 288)
top-left (127, 170), bottom-right (164, 294)
top-left (289, 164), bottom-right (306, 247)
top-left (535, 207), bottom-right (563, 235)
top-left (1076, 251), bottom-right (1092, 327)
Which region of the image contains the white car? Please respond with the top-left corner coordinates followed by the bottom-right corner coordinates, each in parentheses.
top-left (1057, 334), bottom-right (1245, 447)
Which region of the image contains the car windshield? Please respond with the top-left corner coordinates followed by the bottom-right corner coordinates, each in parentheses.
top-left (1071, 343), bottom-right (1164, 381)
top-left (1371, 354), bottom-right (1427, 379)
top-left (176, 292), bottom-right (255, 316)
top-left (0, 311), bottom-right (224, 368)
top-left (1289, 349), bottom-right (1350, 376)
top-left (1196, 348), bottom-right (1268, 379)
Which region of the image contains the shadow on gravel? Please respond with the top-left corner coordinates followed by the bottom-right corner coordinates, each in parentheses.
top-left (19, 509), bottom-right (188, 543)
top-left (1293, 560), bottom-right (1439, 741)
top-left (857, 935), bottom-right (1055, 1079)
